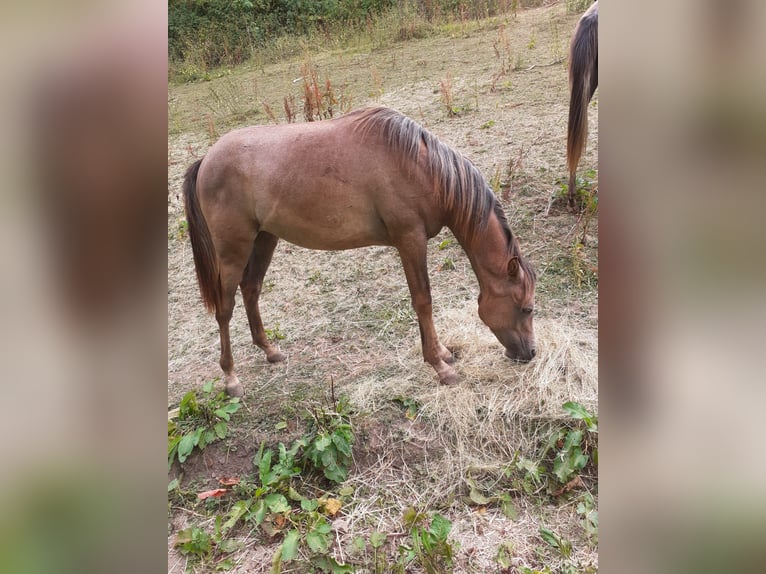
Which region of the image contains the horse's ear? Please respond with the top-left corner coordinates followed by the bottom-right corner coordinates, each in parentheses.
top-left (507, 256), bottom-right (520, 279)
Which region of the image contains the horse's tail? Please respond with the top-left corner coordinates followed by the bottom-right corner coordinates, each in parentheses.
top-left (182, 158), bottom-right (221, 314)
top-left (567, 1), bottom-right (598, 204)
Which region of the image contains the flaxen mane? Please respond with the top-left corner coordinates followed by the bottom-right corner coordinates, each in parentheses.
top-left (352, 106), bottom-right (535, 292)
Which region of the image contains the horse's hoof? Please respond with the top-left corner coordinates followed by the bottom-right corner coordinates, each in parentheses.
top-left (267, 351), bottom-right (286, 363)
top-left (225, 383), bottom-right (244, 397)
top-left (439, 372), bottom-right (461, 386)
top-left (224, 377), bottom-right (245, 397)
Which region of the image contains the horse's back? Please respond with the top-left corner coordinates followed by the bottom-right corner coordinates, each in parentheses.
top-left (196, 114), bottom-right (434, 250)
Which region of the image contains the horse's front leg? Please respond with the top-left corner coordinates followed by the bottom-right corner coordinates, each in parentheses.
top-left (396, 239), bottom-right (459, 385)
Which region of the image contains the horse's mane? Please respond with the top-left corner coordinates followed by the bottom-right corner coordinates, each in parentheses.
top-left (351, 106), bottom-right (535, 291)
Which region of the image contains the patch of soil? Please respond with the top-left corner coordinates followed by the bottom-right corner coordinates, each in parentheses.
top-left (170, 440), bottom-right (257, 491)
top-left (352, 407), bottom-right (435, 472)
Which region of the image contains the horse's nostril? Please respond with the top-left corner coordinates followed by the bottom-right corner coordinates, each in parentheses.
top-left (530, 348), bottom-right (537, 359)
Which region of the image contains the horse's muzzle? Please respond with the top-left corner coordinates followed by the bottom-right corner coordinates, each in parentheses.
top-left (505, 347), bottom-right (536, 363)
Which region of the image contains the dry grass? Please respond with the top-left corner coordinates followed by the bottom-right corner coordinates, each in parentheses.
top-left (168, 2), bottom-right (597, 571)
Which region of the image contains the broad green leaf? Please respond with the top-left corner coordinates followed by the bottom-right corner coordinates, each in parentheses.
top-left (250, 499), bottom-right (268, 525)
top-left (288, 486), bottom-right (303, 502)
top-left (338, 486), bottom-right (354, 497)
top-left (306, 529), bottom-right (330, 553)
top-left (254, 441), bottom-right (265, 466)
top-left (469, 487), bottom-right (492, 506)
top-left (174, 527), bottom-right (193, 545)
top-left (214, 408), bottom-right (231, 421)
top-left (215, 558), bottom-right (234, 571)
top-left (259, 449), bottom-right (273, 485)
top-left (167, 478), bottom-right (179, 492)
top-left (572, 450), bottom-right (589, 471)
top-left (429, 514), bottom-right (452, 541)
top-left (280, 529), bottom-right (300, 562)
top-left (264, 493), bottom-right (290, 513)
top-left (314, 435), bottom-right (332, 451)
top-left (301, 498), bottom-right (319, 512)
top-left (562, 401), bottom-right (590, 420)
top-left (168, 434), bottom-right (181, 456)
top-left (562, 401), bottom-right (597, 431)
top-left (539, 527), bottom-right (560, 548)
top-left (202, 380), bottom-right (214, 393)
top-left (321, 449), bottom-right (338, 469)
top-left (331, 434), bottom-right (352, 457)
top-left (324, 464), bottom-right (347, 483)
top-left (370, 530), bottom-right (387, 548)
top-left (330, 559), bottom-right (355, 574)
top-left (495, 541), bottom-right (514, 568)
top-left (179, 391), bottom-right (197, 418)
top-left (270, 545), bottom-right (282, 574)
top-left (177, 432), bottom-right (197, 462)
top-left (214, 421), bottom-right (227, 439)
top-left (223, 401), bottom-right (241, 414)
top-left (310, 556), bottom-right (355, 573)
top-left (562, 429), bottom-right (583, 450)
top-left (553, 457), bottom-right (572, 483)
top-left (223, 500), bottom-right (251, 531)
top-left (500, 497), bottom-right (519, 520)
top-left (313, 518), bottom-right (332, 535)
top-left (352, 536), bottom-right (367, 552)
top-left (200, 429), bottom-right (215, 448)
top-left (275, 421), bottom-right (288, 430)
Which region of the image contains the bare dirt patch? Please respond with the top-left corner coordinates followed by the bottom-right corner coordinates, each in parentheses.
top-left (168, 2), bottom-right (597, 572)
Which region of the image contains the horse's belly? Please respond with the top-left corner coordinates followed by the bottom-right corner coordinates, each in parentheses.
top-left (261, 209), bottom-right (390, 251)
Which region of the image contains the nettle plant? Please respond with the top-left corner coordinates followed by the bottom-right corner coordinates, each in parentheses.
top-left (209, 399), bottom-right (357, 571)
top-left (302, 398), bottom-right (355, 483)
top-left (546, 401), bottom-right (598, 486)
top-left (168, 379), bottom-right (241, 467)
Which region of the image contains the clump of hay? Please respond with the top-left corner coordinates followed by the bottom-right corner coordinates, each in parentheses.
top-left (347, 304), bottom-right (596, 483)
top-left (341, 306), bottom-right (597, 570)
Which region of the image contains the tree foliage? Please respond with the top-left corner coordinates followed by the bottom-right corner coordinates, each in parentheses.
top-left (168, 1), bottom-right (528, 72)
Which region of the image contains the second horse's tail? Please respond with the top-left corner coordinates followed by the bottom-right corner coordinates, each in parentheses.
top-left (182, 158), bottom-right (221, 314)
top-left (567, 1), bottom-right (598, 208)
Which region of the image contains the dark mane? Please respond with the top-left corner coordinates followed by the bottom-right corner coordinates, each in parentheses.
top-left (351, 106), bottom-right (495, 243)
top-left (351, 106), bottom-right (535, 290)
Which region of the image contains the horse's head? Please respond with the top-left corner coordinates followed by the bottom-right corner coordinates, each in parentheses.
top-left (477, 250), bottom-right (537, 363)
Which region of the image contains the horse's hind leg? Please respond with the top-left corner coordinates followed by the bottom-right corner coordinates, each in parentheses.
top-left (216, 240), bottom-right (256, 398)
top-left (240, 232), bottom-right (286, 364)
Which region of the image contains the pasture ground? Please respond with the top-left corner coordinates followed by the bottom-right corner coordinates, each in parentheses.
top-left (168, 2), bottom-right (598, 572)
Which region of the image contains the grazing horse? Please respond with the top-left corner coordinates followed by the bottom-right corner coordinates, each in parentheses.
top-left (567, 0), bottom-right (598, 210)
top-left (183, 106), bottom-right (536, 397)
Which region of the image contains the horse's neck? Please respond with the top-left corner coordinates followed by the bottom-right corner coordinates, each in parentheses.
top-left (449, 211), bottom-right (508, 293)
